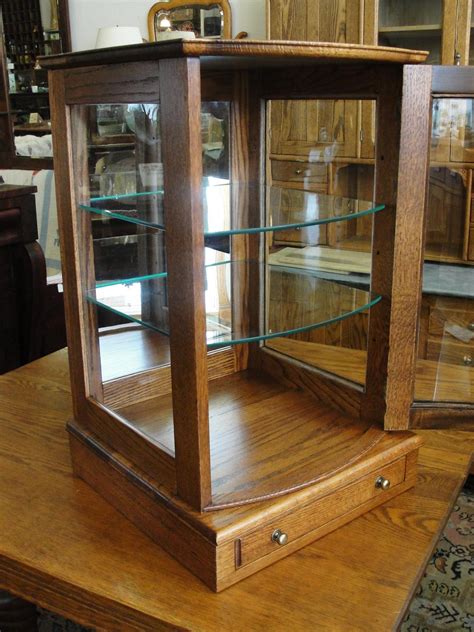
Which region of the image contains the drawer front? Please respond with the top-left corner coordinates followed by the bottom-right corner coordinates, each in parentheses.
top-left (428, 307), bottom-right (474, 338)
top-left (272, 224), bottom-right (325, 246)
top-left (237, 457), bottom-right (406, 568)
top-left (426, 338), bottom-right (473, 366)
top-left (271, 160), bottom-right (328, 190)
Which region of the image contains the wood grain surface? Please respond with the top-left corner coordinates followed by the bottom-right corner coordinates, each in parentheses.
top-left (384, 65), bottom-right (433, 429)
top-left (159, 57), bottom-right (211, 510)
top-left (39, 39), bottom-right (428, 71)
top-left (0, 350), bottom-right (472, 631)
top-left (112, 369), bottom-right (386, 507)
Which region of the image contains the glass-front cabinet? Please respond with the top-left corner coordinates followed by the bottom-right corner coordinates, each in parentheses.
top-left (416, 89), bottom-right (474, 412)
top-left (378, 0), bottom-right (444, 63)
top-left (0, 0), bottom-right (70, 167)
top-left (376, 0), bottom-right (472, 66)
top-left (79, 95), bottom-right (383, 427)
top-left (43, 40), bottom-right (464, 592)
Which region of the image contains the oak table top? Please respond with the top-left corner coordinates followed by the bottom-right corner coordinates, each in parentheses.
top-left (0, 350), bottom-right (472, 632)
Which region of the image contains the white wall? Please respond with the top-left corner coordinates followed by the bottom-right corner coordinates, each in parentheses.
top-left (69, 0), bottom-right (266, 51)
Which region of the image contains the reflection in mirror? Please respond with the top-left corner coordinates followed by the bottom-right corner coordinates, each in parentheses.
top-left (148, 0), bottom-right (231, 41)
top-left (414, 96), bottom-right (474, 406)
top-left (0, 0), bottom-right (69, 163)
top-left (265, 99), bottom-right (379, 389)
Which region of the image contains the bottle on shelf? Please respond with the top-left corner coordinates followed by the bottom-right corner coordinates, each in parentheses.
top-left (7, 58), bottom-right (16, 93)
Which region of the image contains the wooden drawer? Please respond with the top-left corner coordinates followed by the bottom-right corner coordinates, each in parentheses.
top-left (272, 225), bottom-right (323, 246)
top-left (426, 338), bottom-right (473, 366)
top-left (428, 306), bottom-right (474, 338)
top-left (271, 160), bottom-right (328, 190)
top-left (236, 457), bottom-right (406, 568)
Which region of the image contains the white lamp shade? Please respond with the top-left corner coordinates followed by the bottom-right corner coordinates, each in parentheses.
top-left (95, 27), bottom-right (143, 48)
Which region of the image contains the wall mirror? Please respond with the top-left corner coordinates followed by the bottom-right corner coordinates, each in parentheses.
top-left (0, 0), bottom-right (71, 168)
top-left (148, 0), bottom-right (231, 41)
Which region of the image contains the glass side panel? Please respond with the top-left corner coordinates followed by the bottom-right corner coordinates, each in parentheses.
top-left (88, 102), bottom-right (229, 203)
top-left (71, 101), bottom-right (173, 417)
top-left (72, 99), bottom-right (228, 456)
top-left (378, 0), bottom-right (442, 64)
top-left (265, 99), bottom-right (377, 388)
top-left (415, 282), bottom-right (474, 404)
top-left (80, 185), bottom-right (384, 236)
top-left (92, 223), bottom-right (167, 284)
top-left (86, 257), bottom-right (380, 349)
top-left (415, 96), bottom-right (474, 405)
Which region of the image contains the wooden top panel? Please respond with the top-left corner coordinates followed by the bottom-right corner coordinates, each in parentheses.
top-left (39, 39), bottom-right (428, 71)
top-left (0, 350), bottom-right (472, 631)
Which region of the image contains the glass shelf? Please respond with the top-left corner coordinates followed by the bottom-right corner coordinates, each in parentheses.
top-left (80, 184), bottom-right (385, 237)
top-left (86, 260), bottom-right (381, 349)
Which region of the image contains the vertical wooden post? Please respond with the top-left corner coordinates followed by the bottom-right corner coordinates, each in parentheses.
top-left (453, 0), bottom-right (472, 66)
top-left (362, 64), bottom-right (403, 423)
top-left (363, 65), bottom-right (432, 429)
top-left (159, 57), bottom-right (211, 511)
top-left (384, 65), bottom-right (433, 429)
top-left (48, 72), bottom-right (103, 420)
top-left (230, 70), bottom-right (265, 371)
top-left (135, 108), bottom-right (167, 331)
top-left (441, 0), bottom-right (457, 65)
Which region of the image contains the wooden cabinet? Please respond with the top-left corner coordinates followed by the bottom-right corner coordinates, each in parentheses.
top-left (417, 293), bottom-right (474, 405)
top-left (0, 0), bottom-right (71, 169)
top-left (268, 0), bottom-right (474, 261)
top-left (43, 39), bottom-right (435, 591)
top-left (370, 0), bottom-right (472, 65)
top-left (268, 0), bottom-right (364, 163)
top-left (0, 184), bottom-right (47, 374)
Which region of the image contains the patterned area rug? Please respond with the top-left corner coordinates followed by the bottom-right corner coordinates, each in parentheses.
top-left (401, 481), bottom-right (474, 632)
top-left (35, 482), bottom-right (474, 632)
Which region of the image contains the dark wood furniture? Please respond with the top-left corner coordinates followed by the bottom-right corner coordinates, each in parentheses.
top-left (0, 183), bottom-right (47, 374)
top-left (0, 350), bottom-right (472, 630)
top-left (0, 0), bottom-right (71, 169)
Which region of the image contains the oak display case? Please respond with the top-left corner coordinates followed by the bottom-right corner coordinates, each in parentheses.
top-left (42, 39), bottom-right (434, 592)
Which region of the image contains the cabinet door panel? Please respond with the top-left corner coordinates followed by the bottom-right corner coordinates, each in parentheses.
top-left (271, 99), bottom-right (358, 159)
top-left (415, 295), bottom-right (474, 405)
top-left (425, 167), bottom-right (466, 261)
top-left (269, 0), bottom-right (362, 159)
top-left (449, 98), bottom-right (474, 163)
top-left (378, 0), bottom-right (444, 64)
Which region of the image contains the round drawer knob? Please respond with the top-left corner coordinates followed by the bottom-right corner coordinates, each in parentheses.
top-left (463, 355), bottom-right (472, 366)
top-left (375, 476), bottom-right (391, 491)
top-left (271, 529), bottom-right (288, 546)
top-left (468, 323), bottom-right (474, 332)
top-left (294, 168), bottom-right (303, 175)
